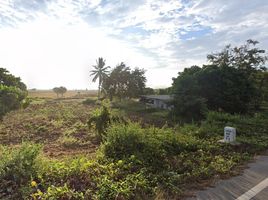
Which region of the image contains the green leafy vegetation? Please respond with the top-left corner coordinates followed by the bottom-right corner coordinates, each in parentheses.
top-left (1, 108), bottom-right (268, 199)
top-left (82, 98), bottom-right (97, 105)
top-left (172, 40), bottom-right (268, 121)
top-left (0, 40), bottom-right (267, 199)
top-left (102, 62), bottom-right (146, 101)
top-left (0, 68), bottom-right (27, 119)
top-left (112, 100), bottom-right (170, 126)
top-left (0, 100), bottom-right (97, 157)
top-left (88, 101), bottom-right (126, 141)
top-left (0, 143), bottom-right (41, 199)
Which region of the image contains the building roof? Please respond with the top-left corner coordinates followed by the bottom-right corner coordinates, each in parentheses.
top-left (140, 95), bottom-right (173, 101)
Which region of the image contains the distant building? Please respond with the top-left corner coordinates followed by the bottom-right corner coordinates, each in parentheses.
top-left (140, 95), bottom-right (174, 110)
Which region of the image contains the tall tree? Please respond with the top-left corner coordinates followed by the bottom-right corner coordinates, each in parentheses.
top-left (207, 39), bottom-right (267, 108)
top-left (0, 68), bottom-right (26, 90)
top-left (207, 39), bottom-right (267, 75)
top-left (127, 68), bottom-right (146, 98)
top-left (171, 40), bottom-right (267, 120)
top-left (90, 57), bottom-right (110, 99)
top-left (102, 62), bottom-right (130, 101)
top-left (102, 63), bottom-right (146, 101)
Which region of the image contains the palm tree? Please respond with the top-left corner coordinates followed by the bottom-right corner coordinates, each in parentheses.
top-left (90, 57), bottom-right (110, 99)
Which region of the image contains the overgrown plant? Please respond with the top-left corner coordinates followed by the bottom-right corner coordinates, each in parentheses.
top-left (0, 68), bottom-right (27, 119)
top-left (87, 100), bottom-right (125, 141)
top-left (0, 143), bottom-right (41, 199)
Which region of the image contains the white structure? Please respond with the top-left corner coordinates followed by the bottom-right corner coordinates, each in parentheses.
top-left (224, 126), bottom-right (236, 142)
top-left (140, 95), bottom-right (174, 110)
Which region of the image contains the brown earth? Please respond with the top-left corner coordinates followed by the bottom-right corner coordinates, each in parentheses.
top-left (0, 99), bottom-right (99, 158)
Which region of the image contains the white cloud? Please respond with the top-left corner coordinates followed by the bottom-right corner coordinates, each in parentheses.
top-left (0, 18), bottom-right (158, 89)
top-left (0, 0), bottom-right (267, 89)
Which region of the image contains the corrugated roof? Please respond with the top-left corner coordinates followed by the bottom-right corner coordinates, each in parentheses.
top-left (140, 95), bottom-right (173, 101)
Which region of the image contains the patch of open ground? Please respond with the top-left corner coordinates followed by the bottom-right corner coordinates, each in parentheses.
top-left (0, 98), bottom-right (98, 158)
top-left (28, 89), bottom-right (97, 99)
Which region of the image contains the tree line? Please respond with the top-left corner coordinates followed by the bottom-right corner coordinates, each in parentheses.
top-left (171, 39), bottom-right (268, 121)
top-left (1, 39), bottom-right (267, 121)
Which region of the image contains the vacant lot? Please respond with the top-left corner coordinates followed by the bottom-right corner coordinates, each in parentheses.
top-left (1, 97), bottom-right (268, 199)
top-left (0, 98), bottom-right (98, 157)
top-left (28, 89), bottom-right (97, 99)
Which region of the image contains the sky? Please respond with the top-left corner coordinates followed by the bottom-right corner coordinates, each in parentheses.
top-left (0, 0), bottom-right (267, 90)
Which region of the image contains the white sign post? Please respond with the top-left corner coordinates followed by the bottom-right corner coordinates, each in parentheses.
top-left (224, 126), bottom-right (236, 143)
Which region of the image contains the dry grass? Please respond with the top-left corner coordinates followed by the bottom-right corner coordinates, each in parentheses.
top-left (28, 89), bottom-right (97, 99)
top-left (0, 99), bottom-right (99, 158)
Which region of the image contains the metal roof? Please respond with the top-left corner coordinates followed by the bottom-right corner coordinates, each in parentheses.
top-left (140, 95), bottom-right (173, 101)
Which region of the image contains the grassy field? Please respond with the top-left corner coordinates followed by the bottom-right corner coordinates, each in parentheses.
top-left (0, 97), bottom-right (171, 158)
top-left (28, 90), bottom-right (97, 99)
top-left (112, 100), bottom-right (171, 127)
top-left (0, 96), bottom-right (268, 199)
top-left (0, 98), bottom-right (98, 158)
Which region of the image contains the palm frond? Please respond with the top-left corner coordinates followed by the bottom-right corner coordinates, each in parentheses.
top-left (96, 57), bottom-right (106, 69)
top-left (92, 65), bottom-right (98, 70)
top-left (92, 74), bottom-right (99, 82)
top-left (90, 70), bottom-right (98, 75)
top-left (102, 66), bottom-right (110, 71)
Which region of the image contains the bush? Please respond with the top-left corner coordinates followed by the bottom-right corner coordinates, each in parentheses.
top-left (21, 97), bottom-right (32, 109)
top-left (0, 85), bottom-right (27, 119)
top-left (34, 156), bottom-right (152, 200)
top-left (0, 68), bottom-right (27, 119)
top-left (82, 98), bottom-right (96, 105)
top-left (0, 143), bottom-right (41, 199)
top-left (199, 111), bottom-right (268, 137)
top-left (171, 95), bottom-right (208, 122)
top-left (102, 122), bottom-right (199, 171)
top-left (32, 184), bottom-right (84, 200)
top-left (60, 136), bottom-right (82, 148)
top-left (88, 101), bottom-right (125, 141)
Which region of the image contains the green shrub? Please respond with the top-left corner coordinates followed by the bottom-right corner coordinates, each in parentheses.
top-left (88, 101), bottom-right (125, 141)
top-left (95, 171), bottom-right (150, 200)
top-left (35, 157), bottom-right (152, 200)
top-left (0, 84), bottom-right (27, 119)
top-left (21, 97), bottom-right (32, 109)
top-left (199, 111), bottom-right (268, 137)
top-left (102, 122), bottom-right (199, 171)
top-left (82, 98), bottom-right (96, 105)
top-left (88, 102), bottom-right (112, 141)
top-left (60, 136), bottom-right (82, 148)
top-left (32, 184), bottom-right (84, 200)
top-left (171, 95), bottom-right (208, 122)
top-left (0, 143), bottom-right (41, 198)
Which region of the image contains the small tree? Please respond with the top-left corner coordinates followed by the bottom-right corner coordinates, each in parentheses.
top-left (0, 68), bottom-right (27, 119)
top-left (53, 87), bottom-right (60, 98)
top-left (53, 86), bottom-right (67, 98)
top-left (59, 86), bottom-right (67, 97)
top-left (87, 100), bottom-right (126, 142)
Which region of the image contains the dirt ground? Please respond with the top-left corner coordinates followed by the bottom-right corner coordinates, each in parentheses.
top-left (0, 98), bottom-right (99, 158)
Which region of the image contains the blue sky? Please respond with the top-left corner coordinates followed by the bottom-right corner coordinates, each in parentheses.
top-left (0, 0), bottom-right (267, 89)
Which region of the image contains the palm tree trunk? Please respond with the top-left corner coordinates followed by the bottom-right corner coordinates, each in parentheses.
top-left (98, 78), bottom-right (101, 99)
